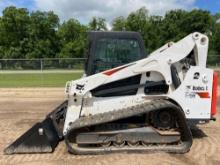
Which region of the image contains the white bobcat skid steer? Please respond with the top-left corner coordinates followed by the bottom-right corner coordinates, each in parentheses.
top-left (5, 32), bottom-right (218, 155)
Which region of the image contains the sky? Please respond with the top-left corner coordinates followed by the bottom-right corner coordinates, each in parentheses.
top-left (0, 0), bottom-right (219, 25)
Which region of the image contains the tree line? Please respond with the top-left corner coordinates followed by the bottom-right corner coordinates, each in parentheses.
top-left (0, 6), bottom-right (219, 64)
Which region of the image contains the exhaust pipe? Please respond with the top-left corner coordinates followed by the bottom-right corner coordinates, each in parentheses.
top-left (4, 101), bottom-right (67, 154)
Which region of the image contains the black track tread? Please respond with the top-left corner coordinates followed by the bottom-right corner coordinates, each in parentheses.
top-left (65, 99), bottom-right (192, 155)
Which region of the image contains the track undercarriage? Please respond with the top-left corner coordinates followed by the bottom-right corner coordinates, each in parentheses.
top-left (65, 99), bottom-right (192, 154)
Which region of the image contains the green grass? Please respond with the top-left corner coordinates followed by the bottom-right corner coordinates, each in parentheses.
top-left (0, 73), bottom-right (83, 87)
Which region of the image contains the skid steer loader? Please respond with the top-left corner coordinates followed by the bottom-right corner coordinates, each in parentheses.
top-left (4, 32), bottom-right (218, 155)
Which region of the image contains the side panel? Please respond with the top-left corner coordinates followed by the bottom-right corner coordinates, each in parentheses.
top-left (169, 66), bottom-right (213, 119)
top-left (81, 95), bottom-right (148, 116)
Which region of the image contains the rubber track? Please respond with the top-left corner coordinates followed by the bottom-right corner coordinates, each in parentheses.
top-left (65, 99), bottom-right (193, 155)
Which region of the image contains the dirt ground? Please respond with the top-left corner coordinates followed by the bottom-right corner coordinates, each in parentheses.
top-left (0, 88), bottom-right (220, 165)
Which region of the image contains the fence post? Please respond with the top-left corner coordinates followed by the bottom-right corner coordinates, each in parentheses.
top-left (40, 59), bottom-right (43, 72)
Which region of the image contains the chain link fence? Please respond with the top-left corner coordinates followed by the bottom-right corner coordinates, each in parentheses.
top-left (0, 55), bottom-right (219, 71)
top-left (0, 58), bottom-right (86, 71)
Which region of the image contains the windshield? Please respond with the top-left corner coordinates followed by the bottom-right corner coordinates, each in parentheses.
top-left (94, 38), bottom-right (141, 73)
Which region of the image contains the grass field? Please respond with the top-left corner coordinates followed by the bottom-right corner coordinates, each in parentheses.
top-left (0, 71), bottom-right (219, 87)
top-left (0, 72), bottom-right (83, 87)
